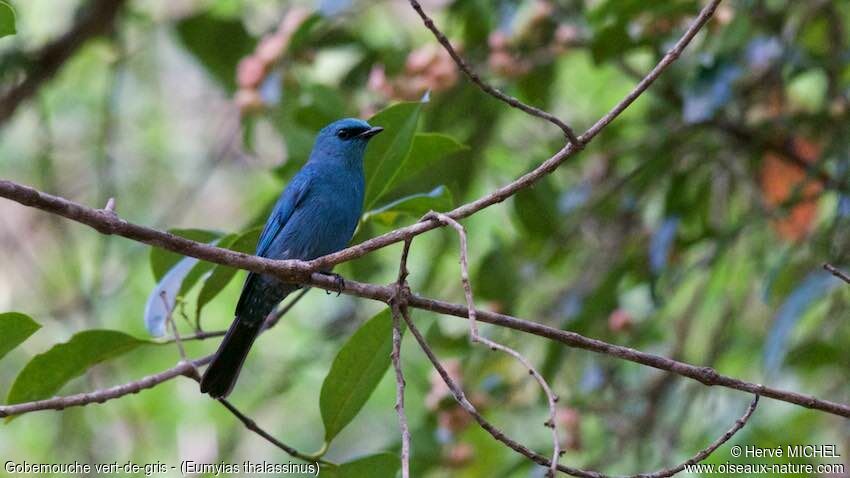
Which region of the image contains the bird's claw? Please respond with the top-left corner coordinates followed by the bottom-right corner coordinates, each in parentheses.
top-left (321, 272), bottom-right (345, 296)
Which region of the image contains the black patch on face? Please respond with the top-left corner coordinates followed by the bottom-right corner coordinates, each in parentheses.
top-left (336, 126), bottom-right (369, 140)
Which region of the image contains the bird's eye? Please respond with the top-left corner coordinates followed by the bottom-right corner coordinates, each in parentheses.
top-left (337, 129), bottom-right (352, 139)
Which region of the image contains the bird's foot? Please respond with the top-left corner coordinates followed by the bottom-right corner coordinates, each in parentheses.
top-left (319, 272), bottom-right (345, 296)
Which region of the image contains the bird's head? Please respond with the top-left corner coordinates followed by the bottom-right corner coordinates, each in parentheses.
top-left (311, 118), bottom-right (383, 167)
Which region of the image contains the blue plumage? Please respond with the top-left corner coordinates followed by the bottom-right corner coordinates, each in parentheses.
top-left (200, 118), bottom-right (383, 398)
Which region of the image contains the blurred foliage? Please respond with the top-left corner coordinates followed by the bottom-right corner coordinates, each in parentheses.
top-left (1, 0), bottom-right (850, 476)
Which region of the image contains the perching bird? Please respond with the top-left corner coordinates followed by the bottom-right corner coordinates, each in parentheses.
top-left (200, 118), bottom-right (383, 398)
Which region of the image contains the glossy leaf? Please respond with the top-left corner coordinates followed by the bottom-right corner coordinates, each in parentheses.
top-left (175, 13), bottom-right (256, 92)
top-left (149, 229), bottom-right (222, 282)
top-left (195, 228), bottom-right (262, 322)
top-left (404, 132), bottom-right (468, 179)
top-left (320, 309), bottom-right (394, 443)
top-left (0, 1), bottom-right (15, 38)
top-left (363, 102), bottom-right (424, 211)
top-left (7, 330), bottom-right (150, 408)
top-left (363, 185), bottom-right (453, 226)
top-left (0, 312), bottom-right (40, 361)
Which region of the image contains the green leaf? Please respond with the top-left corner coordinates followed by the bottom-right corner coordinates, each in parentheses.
top-left (404, 133), bottom-right (468, 179)
top-left (175, 13), bottom-right (256, 92)
top-left (195, 228), bottom-right (262, 322)
top-left (149, 229), bottom-right (222, 282)
top-left (363, 102), bottom-right (424, 211)
top-left (0, 312), bottom-right (40, 361)
top-left (513, 176), bottom-right (560, 236)
top-left (320, 309), bottom-right (394, 443)
top-left (0, 1), bottom-right (15, 38)
top-left (7, 330), bottom-right (150, 408)
top-left (322, 453), bottom-right (400, 478)
top-left (364, 186), bottom-right (454, 226)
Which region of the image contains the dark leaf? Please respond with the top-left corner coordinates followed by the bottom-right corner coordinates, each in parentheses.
top-left (175, 13), bottom-right (256, 92)
top-left (320, 309), bottom-right (394, 443)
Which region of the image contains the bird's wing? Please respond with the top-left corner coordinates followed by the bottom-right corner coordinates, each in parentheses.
top-left (255, 172), bottom-right (312, 258)
top-left (234, 172), bottom-right (312, 319)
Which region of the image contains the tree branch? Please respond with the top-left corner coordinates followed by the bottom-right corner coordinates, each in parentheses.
top-left (0, 356), bottom-right (211, 418)
top-left (638, 394), bottom-right (759, 478)
top-left (824, 263), bottom-right (850, 284)
top-left (390, 239), bottom-right (413, 478)
top-left (306, 0), bottom-right (722, 273)
top-left (0, 0), bottom-right (128, 125)
top-left (422, 212), bottom-right (562, 476)
top-left (0, 179), bottom-right (848, 419)
top-left (406, 0), bottom-right (581, 146)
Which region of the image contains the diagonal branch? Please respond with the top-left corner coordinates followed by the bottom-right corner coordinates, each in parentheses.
top-left (406, 0), bottom-right (581, 146)
top-left (638, 394), bottom-right (759, 478)
top-left (824, 263), bottom-right (850, 285)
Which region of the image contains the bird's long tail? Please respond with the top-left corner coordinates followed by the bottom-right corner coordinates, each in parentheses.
top-left (200, 316), bottom-right (262, 398)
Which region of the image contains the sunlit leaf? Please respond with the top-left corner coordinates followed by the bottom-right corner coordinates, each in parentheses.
top-left (320, 309), bottom-right (394, 443)
top-left (7, 331), bottom-right (150, 410)
top-left (0, 312), bottom-right (40, 361)
top-left (0, 1), bottom-right (15, 38)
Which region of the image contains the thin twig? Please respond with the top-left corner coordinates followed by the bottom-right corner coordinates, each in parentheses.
top-left (390, 239), bottom-right (413, 478)
top-left (422, 212), bottom-right (561, 476)
top-left (406, 0), bottom-right (581, 146)
top-left (215, 398), bottom-right (328, 464)
top-left (0, 356), bottom-right (212, 418)
top-left (402, 306), bottom-right (760, 477)
top-left (398, 306), bottom-right (586, 475)
top-left (161, 291), bottom-right (190, 364)
top-left (636, 394), bottom-right (760, 478)
top-left (307, 0), bottom-right (723, 272)
top-left (823, 263), bottom-right (850, 285)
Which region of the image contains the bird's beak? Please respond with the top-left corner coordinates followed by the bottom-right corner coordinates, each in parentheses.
top-left (358, 126), bottom-right (384, 139)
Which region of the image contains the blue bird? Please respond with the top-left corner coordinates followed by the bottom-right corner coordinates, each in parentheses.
top-left (200, 118), bottom-right (383, 398)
